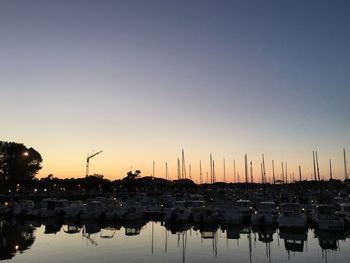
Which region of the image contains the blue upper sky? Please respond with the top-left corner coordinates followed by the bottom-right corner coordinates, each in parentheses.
top-left (1, 0), bottom-right (349, 180)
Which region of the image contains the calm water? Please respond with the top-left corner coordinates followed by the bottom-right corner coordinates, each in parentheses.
top-left (1, 219), bottom-right (349, 263)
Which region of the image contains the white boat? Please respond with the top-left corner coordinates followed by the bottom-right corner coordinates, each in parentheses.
top-left (62, 200), bottom-right (84, 220)
top-left (124, 205), bottom-right (144, 221)
top-left (217, 205), bottom-right (242, 225)
top-left (79, 200), bottom-right (106, 221)
top-left (251, 201), bottom-right (277, 226)
top-left (312, 205), bottom-right (344, 231)
top-left (96, 197), bottom-right (126, 221)
top-left (164, 207), bottom-right (191, 224)
top-left (190, 200), bottom-right (206, 223)
top-left (39, 199), bottom-right (69, 218)
top-left (278, 203), bottom-right (307, 229)
top-left (10, 200), bottom-right (35, 217)
top-left (236, 200), bottom-right (253, 220)
top-left (192, 207), bottom-right (219, 224)
top-left (337, 203), bottom-right (350, 226)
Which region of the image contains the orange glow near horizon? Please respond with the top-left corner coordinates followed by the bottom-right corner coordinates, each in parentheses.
top-left (36, 146), bottom-right (349, 182)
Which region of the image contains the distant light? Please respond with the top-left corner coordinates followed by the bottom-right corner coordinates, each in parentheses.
top-left (23, 152), bottom-right (29, 156)
top-left (15, 245), bottom-right (19, 250)
top-left (5, 202), bottom-right (8, 206)
top-left (34, 189), bottom-right (37, 192)
top-left (44, 188), bottom-right (47, 192)
top-left (8, 190), bottom-right (11, 193)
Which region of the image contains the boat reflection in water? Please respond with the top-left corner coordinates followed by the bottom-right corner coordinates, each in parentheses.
top-left (124, 219), bottom-right (147, 236)
top-left (1, 219), bottom-right (350, 262)
top-left (279, 229), bottom-right (307, 253)
top-left (315, 229), bottom-right (346, 250)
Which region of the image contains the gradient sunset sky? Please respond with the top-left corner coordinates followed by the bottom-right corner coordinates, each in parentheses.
top-left (1, 0), bottom-right (349, 181)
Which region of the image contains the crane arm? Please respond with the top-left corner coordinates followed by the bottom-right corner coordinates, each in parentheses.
top-left (87, 150), bottom-right (103, 161)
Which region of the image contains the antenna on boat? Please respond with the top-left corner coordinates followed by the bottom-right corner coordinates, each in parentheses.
top-left (329, 159), bottom-right (332, 180)
top-left (281, 161), bottom-right (284, 183)
top-left (261, 163), bottom-right (264, 184)
top-left (299, 165), bottom-right (302, 181)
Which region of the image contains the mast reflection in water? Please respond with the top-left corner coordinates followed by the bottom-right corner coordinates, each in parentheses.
top-left (1, 219), bottom-right (350, 263)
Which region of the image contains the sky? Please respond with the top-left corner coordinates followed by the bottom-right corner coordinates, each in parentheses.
top-left (1, 0), bottom-right (350, 182)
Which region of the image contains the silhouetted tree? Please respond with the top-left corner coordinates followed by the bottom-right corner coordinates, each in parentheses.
top-left (124, 170), bottom-right (141, 180)
top-left (0, 141), bottom-right (42, 191)
top-left (120, 170), bottom-right (142, 191)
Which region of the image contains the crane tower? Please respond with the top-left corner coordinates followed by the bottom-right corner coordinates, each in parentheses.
top-left (86, 150), bottom-right (103, 177)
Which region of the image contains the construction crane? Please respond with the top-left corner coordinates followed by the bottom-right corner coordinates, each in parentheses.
top-left (86, 150), bottom-right (103, 177)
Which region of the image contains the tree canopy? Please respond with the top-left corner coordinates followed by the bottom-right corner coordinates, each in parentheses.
top-left (0, 141), bottom-right (42, 190)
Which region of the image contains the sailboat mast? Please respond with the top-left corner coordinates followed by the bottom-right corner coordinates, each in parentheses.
top-left (223, 159), bottom-right (226, 183)
top-left (210, 154), bottom-right (213, 184)
top-left (233, 159), bottom-right (236, 183)
top-left (272, 160), bottom-right (275, 184)
top-left (166, 162), bottom-right (168, 180)
top-left (329, 159), bottom-right (332, 180)
top-left (181, 149), bottom-right (186, 179)
top-left (315, 151), bottom-right (320, 181)
top-left (262, 154), bottom-right (266, 184)
top-left (299, 165), bottom-right (302, 182)
top-left (281, 161), bottom-right (284, 183)
top-left (199, 160), bottom-right (202, 184)
top-left (344, 148), bottom-right (348, 180)
top-left (250, 161), bottom-right (253, 183)
top-left (213, 160), bottom-right (216, 183)
top-left (245, 154), bottom-right (248, 183)
top-left (313, 151), bottom-right (317, 181)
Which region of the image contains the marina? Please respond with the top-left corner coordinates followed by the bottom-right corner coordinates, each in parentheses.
top-left (1, 219), bottom-right (350, 263)
top-left (1, 185), bottom-right (350, 262)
